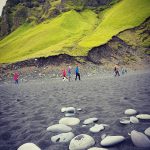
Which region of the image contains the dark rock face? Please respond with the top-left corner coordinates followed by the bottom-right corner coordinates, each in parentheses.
top-left (87, 36), bottom-right (137, 64)
top-left (0, 0), bottom-right (49, 37)
top-left (87, 17), bottom-right (150, 65)
top-left (0, 0), bottom-right (114, 38)
top-left (61, 0), bottom-right (112, 6)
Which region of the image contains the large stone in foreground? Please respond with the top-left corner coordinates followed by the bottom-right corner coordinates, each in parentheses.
top-left (136, 114), bottom-right (150, 120)
top-left (51, 132), bottom-right (75, 143)
top-left (69, 134), bottom-right (95, 150)
top-left (59, 117), bottom-right (80, 126)
top-left (83, 118), bottom-right (98, 125)
top-left (100, 136), bottom-right (125, 146)
top-left (17, 143), bottom-right (41, 150)
top-left (124, 109), bottom-right (137, 115)
top-left (145, 127), bottom-right (150, 136)
top-left (47, 124), bottom-right (72, 132)
top-left (131, 130), bottom-right (150, 148)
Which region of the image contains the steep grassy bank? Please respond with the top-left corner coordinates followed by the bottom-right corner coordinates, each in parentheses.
top-left (0, 0), bottom-right (150, 63)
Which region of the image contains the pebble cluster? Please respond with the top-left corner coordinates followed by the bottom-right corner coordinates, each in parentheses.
top-left (17, 108), bottom-right (150, 150)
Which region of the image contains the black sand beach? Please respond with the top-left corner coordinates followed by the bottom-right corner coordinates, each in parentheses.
top-left (0, 71), bottom-right (150, 150)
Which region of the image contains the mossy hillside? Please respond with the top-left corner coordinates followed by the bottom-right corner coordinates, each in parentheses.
top-left (79, 0), bottom-right (150, 48)
top-left (0, 0), bottom-right (150, 63)
top-left (0, 10), bottom-right (98, 63)
top-left (119, 18), bottom-right (150, 49)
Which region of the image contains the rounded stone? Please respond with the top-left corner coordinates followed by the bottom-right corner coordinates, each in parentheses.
top-left (61, 107), bottom-right (76, 113)
top-left (88, 147), bottom-right (108, 150)
top-left (130, 116), bottom-right (139, 124)
top-left (136, 114), bottom-right (150, 120)
top-left (83, 118), bottom-right (98, 125)
top-left (131, 130), bottom-right (150, 148)
top-left (46, 124), bottom-right (72, 132)
top-left (124, 109), bottom-right (137, 115)
top-left (101, 136), bottom-right (125, 146)
top-left (51, 132), bottom-right (75, 143)
top-left (17, 143), bottom-right (41, 150)
top-left (65, 112), bottom-right (75, 117)
top-left (145, 127), bottom-right (150, 136)
top-left (120, 117), bottom-right (130, 124)
top-left (69, 134), bottom-right (95, 150)
top-left (90, 124), bottom-right (104, 133)
top-left (59, 117), bottom-right (80, 126)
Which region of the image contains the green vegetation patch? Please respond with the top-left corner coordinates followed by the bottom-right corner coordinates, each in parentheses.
top-left (0, 0), bottom-right (150, 63)
top-left (0, 10), bottom-right (98, 63)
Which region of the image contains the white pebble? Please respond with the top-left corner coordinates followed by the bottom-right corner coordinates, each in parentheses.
top-left (136, 114), bottom-right (150, 120)
top-left (59, 117), bottom-right (80, 126)
top-left (130, 116), bottom-right (139, 124)
top-left (124, 109), bottom-right (137, 115)
top-left (101, 136), bottom-right (125, 146)
top-left (90, 124), bottom-right (104, 133)
top-left (51, 132), bottom-right (74, 143)
top-left (47, 124), bottom-right (72, 132)
top-left (83, 118), bottom-right (98, 125)
top-left (17, 143), bottom-right (41, 150)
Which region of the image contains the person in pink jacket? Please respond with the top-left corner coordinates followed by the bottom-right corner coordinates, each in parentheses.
top-left (13, 72), bottom-right (19, 84)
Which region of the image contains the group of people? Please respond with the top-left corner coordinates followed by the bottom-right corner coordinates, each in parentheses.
top-left (61, 64), bottom-right (80, 81)
top-left (13, 64), bottom-right (127, 84)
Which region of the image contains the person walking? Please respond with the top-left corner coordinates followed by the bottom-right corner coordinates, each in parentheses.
top-left (114, 64), bottom-right (120, 77)
top-left (62, 68), bottom-right (67, 81)
top-left (75, 64), bottom-right (80, 81)
top-left (68, 66), bottom-right (71, 82)
top-left (14, 71), bottom-right (19, 84)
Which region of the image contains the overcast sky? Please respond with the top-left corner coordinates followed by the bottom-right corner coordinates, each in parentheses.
top-left (0, 0), bottom-right (7, 16)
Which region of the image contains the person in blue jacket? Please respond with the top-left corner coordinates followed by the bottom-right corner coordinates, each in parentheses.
top-left (75, 64), bottom-right (80, 81)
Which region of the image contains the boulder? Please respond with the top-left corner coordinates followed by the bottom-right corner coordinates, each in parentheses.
top-left (136, 114), bottom-right (150, 120)
top-left (61, 107), bottom-right (76, 113)
top-left (83, 118), bottom-right (98, 125)
top-left (90, 124), bottom-right (104, 133)
top-left (51, 132), bottom-right (75, 143)
top-left (59, 117), bottom-right (80, 126)
top-left (47, 124), bottom-right (72, 132)
top-left (101, 136), bottom-right (125, 146)
top-left (124, 109), bottom-right (137, 115)
top-left (130, 116), bottom-right (139, 124)
top-left (69, 134), bottom-right (95, 150)
top-left (17, 143), bottom-right (41, 150)
top-left (145, 127), bottom-right (150, 136)
top-left (131, 130), bottom-right (150, 148)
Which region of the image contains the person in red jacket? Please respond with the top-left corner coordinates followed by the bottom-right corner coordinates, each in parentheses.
top-left (14, 72), bottom-right (19, 84)
top-left (62, 69), bottom-right (67, 81)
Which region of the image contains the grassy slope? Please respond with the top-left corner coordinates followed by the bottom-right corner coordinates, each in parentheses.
top-left (0, 0), bottom-right (150, 63)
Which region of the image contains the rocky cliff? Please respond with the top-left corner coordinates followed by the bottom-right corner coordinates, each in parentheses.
top-left (0, 0), bottom-right (116, 37)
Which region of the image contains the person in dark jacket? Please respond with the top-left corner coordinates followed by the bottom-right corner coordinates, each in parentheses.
top-left (75, 64), bottom-right (80, 81)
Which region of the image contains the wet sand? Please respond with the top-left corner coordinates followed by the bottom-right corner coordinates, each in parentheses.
top-left (0, 71), bottom-right (150, 150)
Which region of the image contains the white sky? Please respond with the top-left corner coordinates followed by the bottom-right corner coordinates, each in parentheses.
top-left (0, 0), bottom-right (7, 16)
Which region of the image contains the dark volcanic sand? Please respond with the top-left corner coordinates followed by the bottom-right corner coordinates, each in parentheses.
top-left (0, 71), bottom-right (150, 150)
